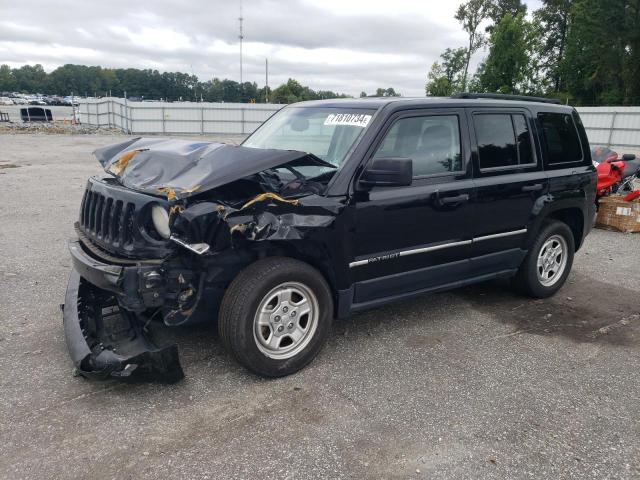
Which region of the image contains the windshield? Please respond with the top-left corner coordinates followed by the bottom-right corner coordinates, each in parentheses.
top-left (243, 106), bottom-right (375, 178)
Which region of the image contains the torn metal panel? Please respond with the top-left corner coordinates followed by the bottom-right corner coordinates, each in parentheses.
top-left (94, 138), bottom-right (334, 200)
top-left (170, 192), bottom-right (343, 248)
top-left (224, 197), bottom-right (338, 242)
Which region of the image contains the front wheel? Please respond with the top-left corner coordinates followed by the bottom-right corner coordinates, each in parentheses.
top-left (218, 257), bottom-right (333, 377)
top-left (513, 220), bottom-right (575, 298)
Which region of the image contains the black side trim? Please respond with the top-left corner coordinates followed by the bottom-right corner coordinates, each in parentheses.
top-left (354, 259), bottom-right (470, 303)
top-left (351, 269), bottom-right (517, 313)
top-left (469, 249), bottom-right (527, 277)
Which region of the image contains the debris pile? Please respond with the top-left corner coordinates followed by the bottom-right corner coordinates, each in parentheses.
top-left (0, 122), bottom-right (123, 135)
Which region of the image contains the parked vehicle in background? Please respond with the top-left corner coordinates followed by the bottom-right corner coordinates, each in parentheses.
top-left (63, 93), bottom-right (596, 382)
top-left (62, 96), bottom-right (78, 106)
top-left (43, 96), bottom-right (64, 106)
top-left (28, 97), bottom-right (47, 106)
top-left (10, 95), bottom-right (29, 105)
top-left (0, 97), bottom-right (14, 105)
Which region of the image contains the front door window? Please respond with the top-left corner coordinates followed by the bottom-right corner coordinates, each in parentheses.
top-left (375, 115), bottom-right (463, 177)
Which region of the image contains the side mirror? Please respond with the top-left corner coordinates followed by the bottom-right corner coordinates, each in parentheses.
top-left (359, 157), bottom-right (413, 188)
top-left (622, 153), bottom-right (637, 161)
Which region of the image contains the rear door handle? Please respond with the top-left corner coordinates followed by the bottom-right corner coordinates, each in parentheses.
top-left (439, 193), bottom-right (470, 205)
top-left (522, 183), bottom-right (543, 192)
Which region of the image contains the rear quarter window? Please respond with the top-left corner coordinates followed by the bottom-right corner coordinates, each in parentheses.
top-left (538, 112), bottom-right (583, 164)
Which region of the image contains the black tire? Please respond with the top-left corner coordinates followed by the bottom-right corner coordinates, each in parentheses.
top-left (218, 257), bottom-right (333, 377)
top-left (513, 220), bottom-right (575, 298)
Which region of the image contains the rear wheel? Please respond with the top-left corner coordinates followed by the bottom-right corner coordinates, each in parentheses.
top-left (513, 220), bottom-right (575, 298)
top-left (218, 257), bottom-right (333, 377)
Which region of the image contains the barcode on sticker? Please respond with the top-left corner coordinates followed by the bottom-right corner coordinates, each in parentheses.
top-left (616, 207), bottom-right (632, 216)
top-left (324, 113), bottom-right (372, 128)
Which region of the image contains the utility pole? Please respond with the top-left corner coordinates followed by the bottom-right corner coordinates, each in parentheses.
top-left (239, 0), bottom-right (244, 99)
top-left (265, 58), bottom-right (269, 103)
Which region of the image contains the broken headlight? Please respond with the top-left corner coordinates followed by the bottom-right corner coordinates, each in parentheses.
top-left (151, 204), bottom-right (171, 239)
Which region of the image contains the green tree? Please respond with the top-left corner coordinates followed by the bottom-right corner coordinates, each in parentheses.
top-left (486, 0), bottom-right (527, 30)
top-left (624, 0), bottom-right (640, 104)
top-left (455, 0), bottom-right (492, 91)
top-left (1, 63), bottom-right (351, 103)
top-left (374, 87), bottom-right (401, 97)
top-left (0, 64), bottom-right (16, 91)
top-left (12, 64), bottom-right (47, 93)
top-left (478, 13), bottom-right (530, 93)
top-left (425, 48), bottom-right (468, 96)
top-left (534, 0), bottom-right (573, 93)
top-left (268, 79), bottom-right (349, 104)
top-left (561, 0), bottom-right (627, 105)
top-left (425, 63), bottom-right (452, 96)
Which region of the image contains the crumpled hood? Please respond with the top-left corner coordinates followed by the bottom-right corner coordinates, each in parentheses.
top-left (94, 137), bottom-right (330, 200)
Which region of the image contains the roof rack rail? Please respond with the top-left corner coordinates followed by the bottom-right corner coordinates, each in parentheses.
top-left (451, 92), bottom-right (562, 105)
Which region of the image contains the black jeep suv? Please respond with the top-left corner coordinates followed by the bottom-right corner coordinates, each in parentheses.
top-left (63, 94), bottom-right (596, 382)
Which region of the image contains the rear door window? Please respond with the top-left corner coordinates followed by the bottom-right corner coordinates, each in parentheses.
top-left (473, 113), bottom-right (535, 170)
top-left (538, 113), bottom-right (583, 164)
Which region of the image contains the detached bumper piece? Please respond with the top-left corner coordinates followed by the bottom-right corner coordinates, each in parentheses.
top-left (63, 269), bottom-right (184, 383)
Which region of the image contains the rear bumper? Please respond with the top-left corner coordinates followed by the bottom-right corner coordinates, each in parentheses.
top-left (62, 269), bottom-right (184, 382)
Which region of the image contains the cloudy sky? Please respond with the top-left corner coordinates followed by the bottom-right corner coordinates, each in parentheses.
top-left (0, 0), bottom-right (541, 96)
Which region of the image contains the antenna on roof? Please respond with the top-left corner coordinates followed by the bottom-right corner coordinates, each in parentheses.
top-left (239, 0), bottom-right (244, 90)
top-left (265, 58), bottom-right (269, 103)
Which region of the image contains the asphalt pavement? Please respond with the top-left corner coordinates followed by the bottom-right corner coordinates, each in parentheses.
top-left (0, 133), bottom-right (638, 479)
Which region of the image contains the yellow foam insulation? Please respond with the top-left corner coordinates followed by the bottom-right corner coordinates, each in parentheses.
top-left (108, 150), bottom-right (140, 175)
top-left (157, 187), bottom-right (177, 201)
top-left (157, 185), bottom-right (201, 201)
top-left (240, 192), bottom-right (299, 211)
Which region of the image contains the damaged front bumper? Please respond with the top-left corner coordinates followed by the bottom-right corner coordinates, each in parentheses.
top-left (63, 240), bottom-right (185, 382)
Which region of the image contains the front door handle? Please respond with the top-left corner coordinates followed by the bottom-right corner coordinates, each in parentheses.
top-left (438, 193), bottom-right (470, 205)
top-left (522, 183), bottom-right (543, 192)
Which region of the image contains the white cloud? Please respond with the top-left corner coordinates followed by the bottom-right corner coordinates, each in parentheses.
top-left (0, 0), bottom-right (539, 96)
top-left (108, 26), bottom-right (192, 52)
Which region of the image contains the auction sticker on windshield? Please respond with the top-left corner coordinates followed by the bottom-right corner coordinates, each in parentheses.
top-left (324, 113), bottom-right (372, 128)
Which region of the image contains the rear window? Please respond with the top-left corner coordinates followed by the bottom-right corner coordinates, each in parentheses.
top-left (538, 113), bottom-right (583, 164)
top-left (473, 113), bottom-right (535, 169)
